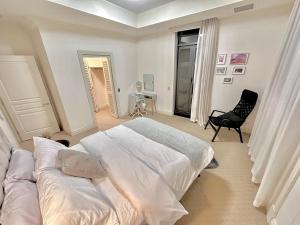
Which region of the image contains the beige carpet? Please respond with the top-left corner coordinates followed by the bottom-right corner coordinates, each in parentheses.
top-left (21, 112), bottom-right (267, 225)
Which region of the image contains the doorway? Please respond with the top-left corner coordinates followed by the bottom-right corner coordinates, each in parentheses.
top-left (78, 52), bottom-right (121, 130)
top-left (174, 29), bottom-right (199, 118)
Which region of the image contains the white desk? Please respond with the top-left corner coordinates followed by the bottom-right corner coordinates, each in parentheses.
top-left (128, 91), bottom-right (157, 114)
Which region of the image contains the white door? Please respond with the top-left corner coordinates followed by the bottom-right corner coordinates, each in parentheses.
top-left (0, 55), bottom-right (60, 141)
top-left (102, 58), bottom-right (118, 118)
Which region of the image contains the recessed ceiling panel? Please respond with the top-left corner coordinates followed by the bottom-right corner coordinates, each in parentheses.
top-left (106, 0), bottom-right (176, 13)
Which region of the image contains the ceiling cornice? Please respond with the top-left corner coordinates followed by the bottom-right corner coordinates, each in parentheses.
top-left (0, 0), bottom-right (293, 37)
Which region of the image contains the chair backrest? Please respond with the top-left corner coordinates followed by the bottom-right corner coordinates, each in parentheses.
top-left (233, 89), bottom-right (258, 120)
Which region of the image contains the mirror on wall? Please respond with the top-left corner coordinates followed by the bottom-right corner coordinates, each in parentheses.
top-left (143, 74), bottom-right (154, 92)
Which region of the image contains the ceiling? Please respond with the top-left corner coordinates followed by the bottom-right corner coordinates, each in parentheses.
top-left (106, 0), bottom-right (176, 13)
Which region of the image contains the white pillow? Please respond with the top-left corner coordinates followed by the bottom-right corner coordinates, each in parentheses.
top-left (33, 137), bottom-right (68, 177)
top-left (1, 180), bottom-right (41, 225)
top-left (6, 149), bottom-right (35, 182)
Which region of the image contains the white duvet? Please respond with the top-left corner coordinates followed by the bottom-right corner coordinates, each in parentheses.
top-left (81, 132), bottom-right (188, 225)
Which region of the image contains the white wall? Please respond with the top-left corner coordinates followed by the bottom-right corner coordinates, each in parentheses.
top-left (212, 6), bottom-right (290, 132)
top-left (0, 20), bottom-right (38, 144)
top-left (0, 21), bottom-right (35, 55)
top-left (0, 108), bottom-right (19, 146)
top-left (137, 32), bottom-right (176, 115)
top-left (137, 6), bottom-right (290, 132)
top-left (38, 22), bottom-right (137, 134)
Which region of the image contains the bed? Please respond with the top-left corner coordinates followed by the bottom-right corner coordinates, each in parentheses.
top-left (0, 117), bottom-right (214, 225)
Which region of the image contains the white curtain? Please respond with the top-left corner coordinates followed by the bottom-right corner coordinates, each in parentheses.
top-left (190, 18), bottom-right (219, 125)
top-left (248, 0), bottom-right (300, 209)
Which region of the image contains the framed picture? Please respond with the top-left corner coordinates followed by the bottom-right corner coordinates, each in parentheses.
top-left (223, 77), bottom-right (233, 84)
top-left (216, 67), bottom-right (227, 75)
top-left (217, 54), bottom-right (227, 65)
top-left (232, 66), bottom-right (246, 75)
top-left (230, 53), bottom-right (249, 65)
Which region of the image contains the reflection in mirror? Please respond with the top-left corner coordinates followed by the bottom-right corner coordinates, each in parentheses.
top-left (143, 74), bottom-right (154, 92)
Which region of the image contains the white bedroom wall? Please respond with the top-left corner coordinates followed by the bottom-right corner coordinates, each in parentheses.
top-left (0, 20), bottom-right (38, 144)
top-left (37, 22), bottom-right (137, 135)
top-left (0, 108), bottom-right (19, 146)
top-left (0, 20), bottom-right (35, 55)
top-left (212, 5), bottom-right (290, 132)
top-left (137, 32), bottom-right (176, 115)
top-left (137, 5), bottom-right (290, 132)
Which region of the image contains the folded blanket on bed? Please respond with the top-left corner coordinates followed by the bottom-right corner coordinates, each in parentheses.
top-left (56, 150), bottom-right (106, 179)
top-left (81, 132), bottom-right (188, 225)
top-left (123, 118), bottom-right (211, 169)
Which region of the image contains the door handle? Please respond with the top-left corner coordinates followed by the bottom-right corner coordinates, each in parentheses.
top-left (43, 103), bottom-right (50, 106)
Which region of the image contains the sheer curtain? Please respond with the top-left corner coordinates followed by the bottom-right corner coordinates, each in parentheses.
top-left (248, 0), bottom-right (300, 210)
top-left (190, 18), bottom-right (219, 125)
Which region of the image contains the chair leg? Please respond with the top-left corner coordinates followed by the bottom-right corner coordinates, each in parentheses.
top-left (236, 127), bottom-right (243, 143)
top-left (204, 119), bottom-right (210, 129)
top-left (212, 126), bottom-right (221, 142)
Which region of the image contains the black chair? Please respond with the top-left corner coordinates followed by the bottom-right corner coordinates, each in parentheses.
top-left (204, 89), bottom-right (258, 143)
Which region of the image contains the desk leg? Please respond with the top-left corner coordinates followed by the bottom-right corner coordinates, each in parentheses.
top-left (149, 100), bottom-right (156, 115)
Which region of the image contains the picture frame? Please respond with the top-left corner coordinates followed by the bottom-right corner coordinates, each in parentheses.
top-left (216, 67), bottom-right (227, 75)
top-left (223, 77), bottom-right (233, 84)
top-left (230, 53), bottom-right (249, 65)
top-left (232, 66), bottom-right (246, 75)
top-left (217, 54), bottom-right (227, 65)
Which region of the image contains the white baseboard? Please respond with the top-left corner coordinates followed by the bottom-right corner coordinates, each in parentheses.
top-left (119, 112), bottom-right (128, 118)
top-left (68, 124), bottom-right (97, 136)
top-left (156, 109), bottom-right (173, 116)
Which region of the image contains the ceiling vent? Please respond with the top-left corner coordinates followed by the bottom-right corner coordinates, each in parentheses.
top-left (234, 3), bottom-right (254, 13)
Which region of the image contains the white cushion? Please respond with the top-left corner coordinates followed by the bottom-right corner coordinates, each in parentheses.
top-left (33, 137), bottom-right (69, 178)
top-left (1, 180), bottom-right (41, 225)
top-left (6, 149), bottom-right (35, 182)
